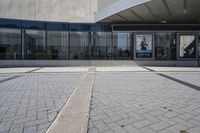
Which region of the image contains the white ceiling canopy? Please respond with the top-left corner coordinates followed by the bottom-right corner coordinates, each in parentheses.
top-left (95, 0), bottom-right (200, 24)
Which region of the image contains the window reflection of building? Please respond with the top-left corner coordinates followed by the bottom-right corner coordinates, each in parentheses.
top-left (70, 32), bottom-right (90, 59)
top-left (24, 30), bottom-right (46, 59)
top-left (0, 28), bottom-right (21, 60)
top-left (155, 33), bottom-right (176, 60)
top-left (94, 32), bottom-right (112, 59)
top-left (47, 31), bottom-right (68, 60)
top-left (179, 34), bottom-right (196, 58)
top-left (113, 33), bottom-right (132, 59)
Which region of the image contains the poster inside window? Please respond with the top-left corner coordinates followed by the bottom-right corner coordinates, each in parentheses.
top-left (179, 34), bottom-right (196, 58)
top-left (136, 34), bottom-right (153, 58)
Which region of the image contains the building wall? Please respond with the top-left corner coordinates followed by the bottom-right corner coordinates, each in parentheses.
top-left (0, 0), bottom-right (98, 23)
top-left (97, 0), bottom-right (118, 10)
top-left (97, 0), bottom-right (119, 10)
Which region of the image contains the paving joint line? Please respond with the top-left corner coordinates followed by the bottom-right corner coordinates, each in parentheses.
top-left (158, 73), bottom-right (200, 91)
top-left (0, 75), bottom-right (23, 84)
top-left (25, 67), bottom-right (43, 73)
top-left (142, 67), bottom-right (155, 72)
top-left (142, 66), bottom-right (200, 91)
top-left (0, 68), bottom-right (43, 84)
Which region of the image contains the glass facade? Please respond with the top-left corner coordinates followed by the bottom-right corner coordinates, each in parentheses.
top-left (155, 33), bottom-right (176, 60)
top-left (0, 19), bottom-right (199, 62)
top-left (70, 32), bottom-right (90, 59)
top-left (0, 28), bottom-right (21, 60)
top-left (113, 33), bottom-right (132, 59)
top-left (24, 30), bottom-right (46, 59)
top-left (94, 32), bottom-right (112, 59)
top-left (47, 31), bottom-right (68, 60)
top-left (198, 33), bottom-right (200, 66)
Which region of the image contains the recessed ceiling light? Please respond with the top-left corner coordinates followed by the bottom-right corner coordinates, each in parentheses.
top-left (161, 20), bottom-right (167, 23)
top-left (184, 9), bottom-right (187, 14)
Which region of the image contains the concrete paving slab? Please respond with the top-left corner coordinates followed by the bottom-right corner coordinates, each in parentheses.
top-left (96, 66), bottom-right (148, 72)
top-left (33, 67), bottom-right (89, 73)
top-left (146, 67), bottom-right (200, 72)
top-left (0, 67), bottom-right (39, 74)
top-left (88, 72), bottom-right (200, 133)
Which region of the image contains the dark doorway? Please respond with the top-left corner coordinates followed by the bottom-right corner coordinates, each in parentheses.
top-left (0, 47), bottom-right (6, 59)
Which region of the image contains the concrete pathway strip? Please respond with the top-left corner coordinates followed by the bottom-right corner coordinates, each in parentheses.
top-left (96, 66), bottom-right (148, 72)
top-left (46, 67), bottom-right (95, 133)
top-left (34, 67), bottom-right (89, 73)
top-left (146, 67), bottom-right (200, 72)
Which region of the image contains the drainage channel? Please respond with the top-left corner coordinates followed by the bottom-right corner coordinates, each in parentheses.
top-left (143, 67), bottom-right (200, 92)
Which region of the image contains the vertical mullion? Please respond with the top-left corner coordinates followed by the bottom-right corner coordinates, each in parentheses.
top-left (68, 31), bottom-right (70, 60)
top-left (21, 29), bottom-right (24, 60)
top-left (45, 28), bottom-right (48, 60)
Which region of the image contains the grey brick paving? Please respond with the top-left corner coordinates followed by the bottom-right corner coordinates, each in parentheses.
top-left (88, 72), bottom-right (200, 133)
top-left (0, 73), bottom-right (83, 133)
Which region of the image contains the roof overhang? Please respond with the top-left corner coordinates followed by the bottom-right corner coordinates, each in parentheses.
top-left (95, 0), bottom-right (200, 24)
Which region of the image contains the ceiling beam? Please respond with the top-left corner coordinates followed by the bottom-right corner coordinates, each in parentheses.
top-left (129, 10), bottom-right (146, 22)
top-left (184, 0), bottom-right (188, 24)
top-left (116, 14), bottom-right (129, 21)
top-left (144, 3), bottom-right (159, 22)
top-left (162, 0), bottom-right (173, 23)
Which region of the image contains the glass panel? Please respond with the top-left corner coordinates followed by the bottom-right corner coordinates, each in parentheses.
top-left (70, 32), bottom-right (90, 59)
top-left (198, 33), bottom-right (200, 66)
top-left (24, 30), bottom-right (46, 59)
top-left (113, 33), bottom-right (132, 59)
top-left (155, 33), bottom-right (176, 60)
top-left (47, 31), bottom-right (68, 60)
top-left (179, 34), bottom-right (196, 58)
top-left (93, 32), bottom-right (112, 59)
top-left (0, 28), bottom-right (21, 60)
top-left (135, 34), bottom-right (153, 58)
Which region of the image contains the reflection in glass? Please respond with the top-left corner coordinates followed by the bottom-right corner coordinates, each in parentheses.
top-left (94, 32), bottom-right (112, 59)
top-left (155, 33), bottom-right (176, 60)
top-left (0, 28), bottom-right (21, 60)
top-left (113, 33), bottom-right (132, 59)
top-left (70, 32), bottom-right (90, 59)
top-left (47, 31), bottom-right (68, 60)
top-left (24, 30), bottom-right (46, 59)
top-left (179, 34), bottom-right (196, 58)
top-left (198, 34), bottom-right (200, 65)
